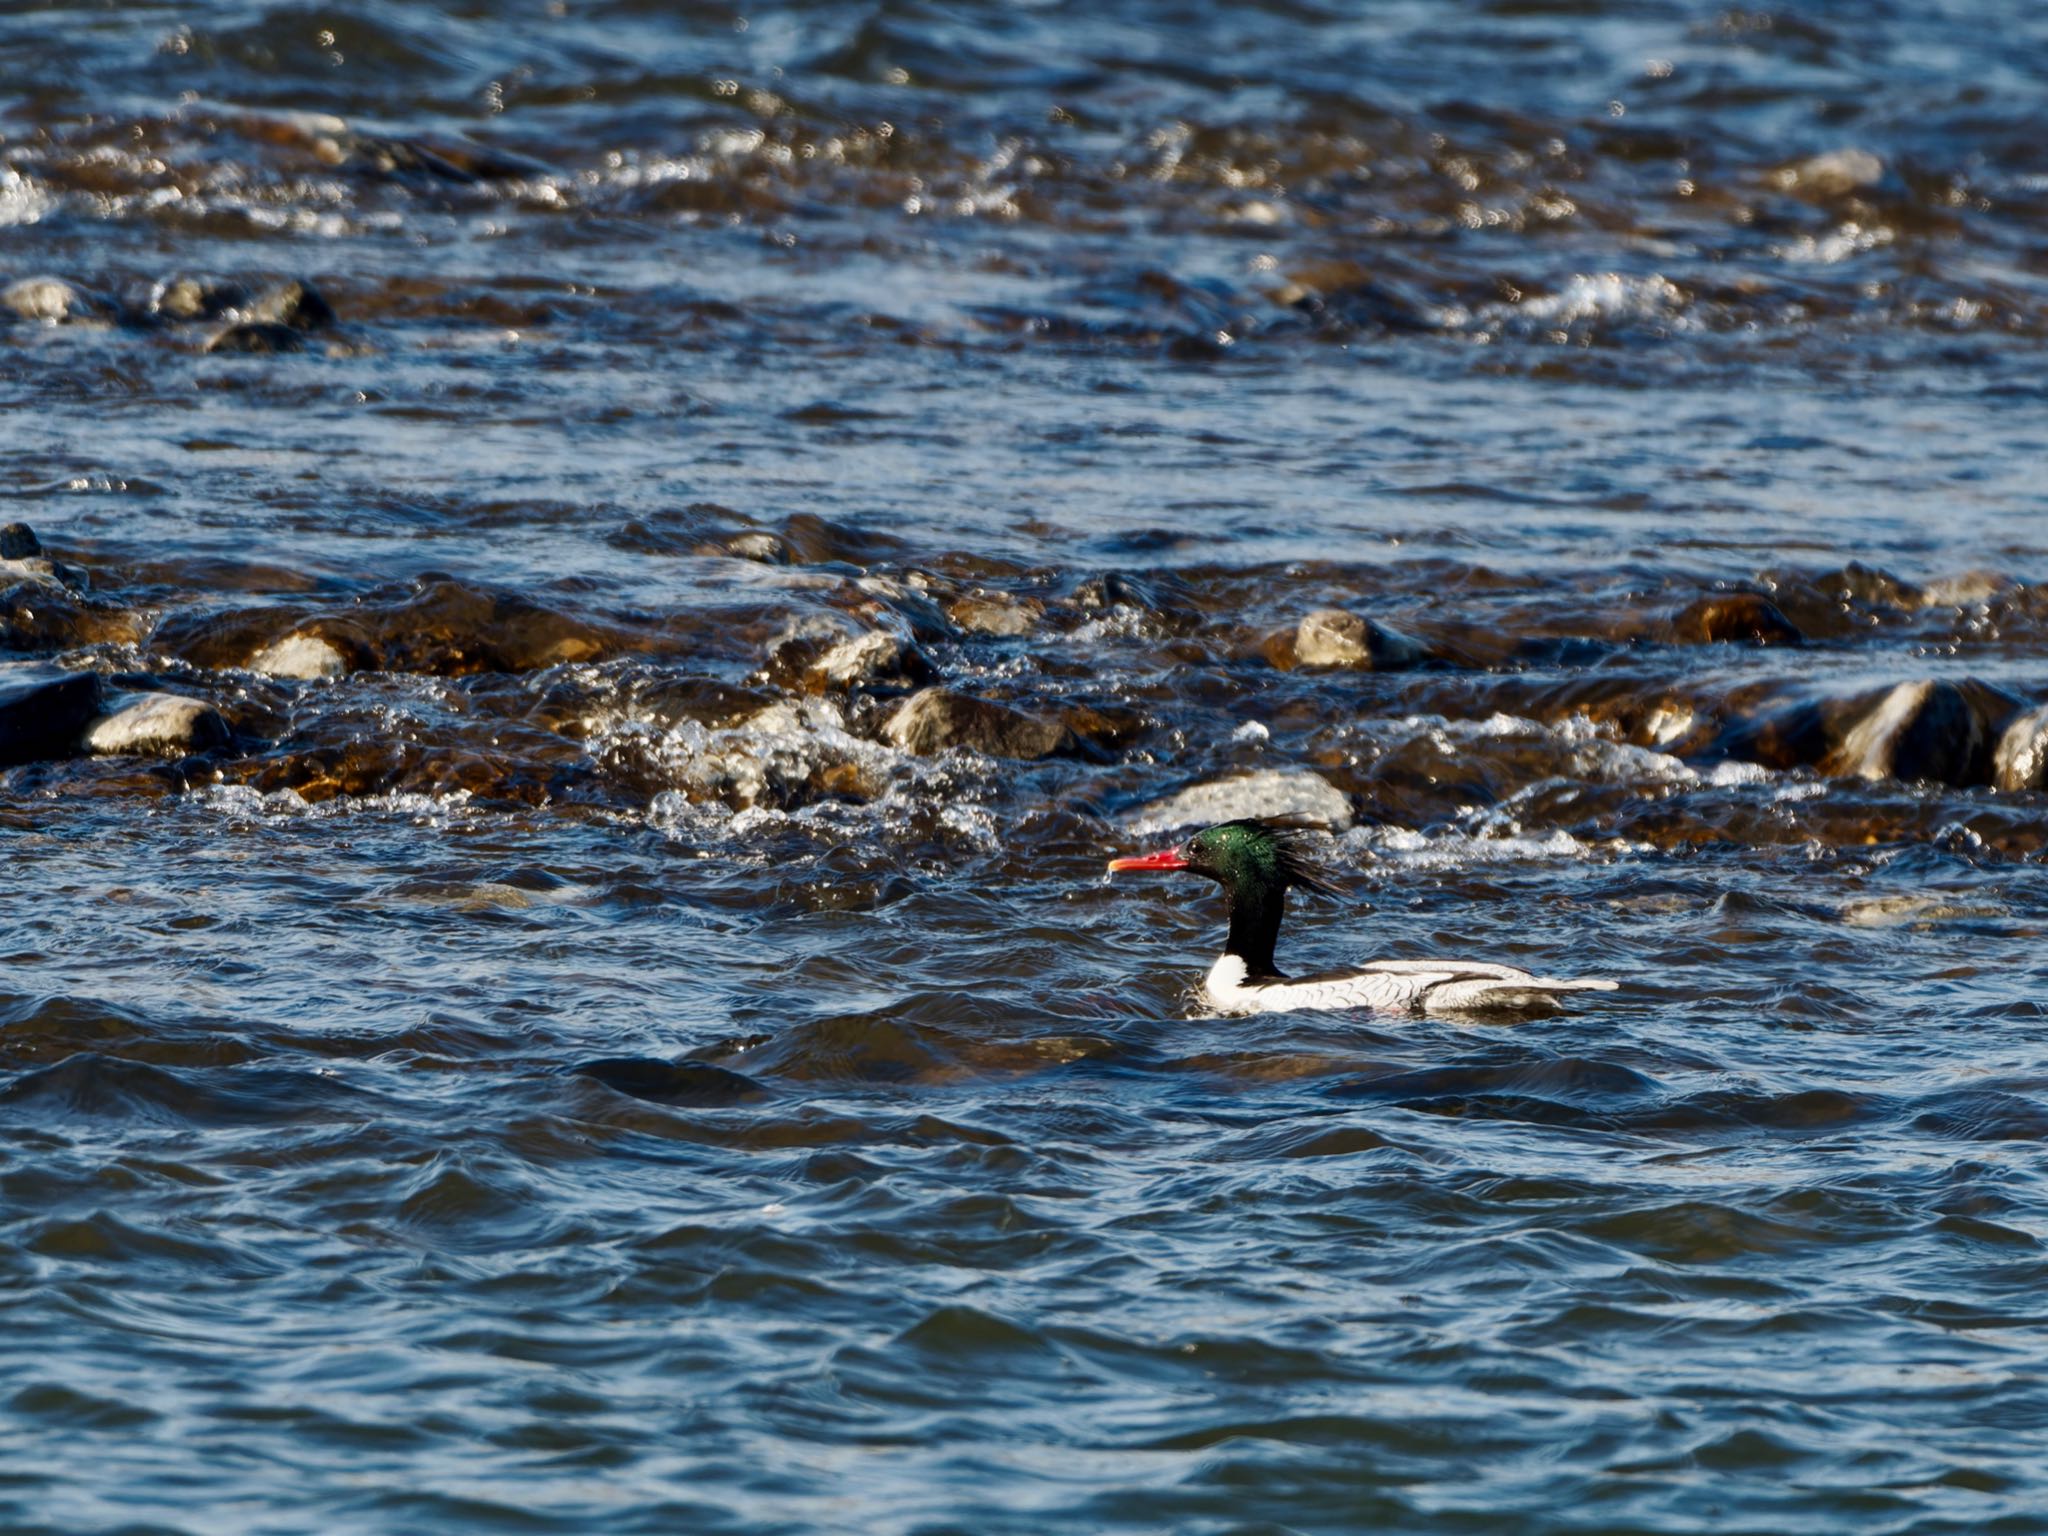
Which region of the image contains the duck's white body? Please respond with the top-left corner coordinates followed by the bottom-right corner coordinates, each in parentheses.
top-left (1202, 954), bottom-right (1617, 1017)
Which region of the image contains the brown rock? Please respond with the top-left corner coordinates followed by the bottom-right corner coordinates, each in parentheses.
top-left (1294, 608), bottom-right (1431, 669)
top-left (882, 688), bottom-right (1071, 759)
top-left (947, 592), bottom-right (1040, 637)
top-left (1670, 593), bottom-right (1803, 646)
top-left (205, 322), bottom-right (307, 355)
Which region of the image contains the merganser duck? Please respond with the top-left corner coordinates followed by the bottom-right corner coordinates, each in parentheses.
top-left (1108, 819), bottom-right (1618, 1016)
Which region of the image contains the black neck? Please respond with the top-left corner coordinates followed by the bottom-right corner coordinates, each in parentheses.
top-left (1224, 881), bottom-right (1286, 979)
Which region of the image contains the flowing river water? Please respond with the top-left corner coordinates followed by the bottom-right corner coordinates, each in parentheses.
top-left (5, 2), bottom-right (2048, 1531)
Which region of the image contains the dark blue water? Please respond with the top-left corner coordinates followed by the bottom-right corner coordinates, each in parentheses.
top-left (5, 2), bottom-right (2048, 1531)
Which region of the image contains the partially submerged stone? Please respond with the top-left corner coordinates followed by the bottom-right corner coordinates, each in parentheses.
top-left (768, 618), bottom-right (931, 694)
top-left (205, 321), bottom-right (307, 355)
top-left (717, 531), bottom-right (793, 564)
top-left (2, 276), bottom-right (90, 323)
top-left (1770, 148), bottom-right (1884, 200)
top-left (948, 592), bottom-right (1039, 637)
top-left (241, 279), bottom-right (336, 333)
top-left (247, 632), bottom-right (352, 681)
top-left (1128, 769), bottom-right (1354, 835)
top-left (146, 275), bottom-right (248, 321)
top-left (84, 694), bottom-right (231, 757)
top-left (1994, 703), bottom-right (2048, 792)
top-left (1670, 593), bottom-right (1803, 646)
top-left (0, 523), bottom-right (88, 594)
top-left (1826, 679), bottom-right (2014, 786)
top-left (1294, 608), bottom-right (1431, 669)
top-left (0, 672), bottom-right (103, 767)
top-left (571, 1058), bottom-right (767, 1106)
top-left (883, 688), bottom-right (1071, 759)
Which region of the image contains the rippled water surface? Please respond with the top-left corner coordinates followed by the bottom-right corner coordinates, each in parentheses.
top-left (6, 1), bottom-right (2048, 1531)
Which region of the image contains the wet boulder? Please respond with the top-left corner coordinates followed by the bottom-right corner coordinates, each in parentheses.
top-left (1826, 679), bottom-right (2020, 786)
top-left (151, 606), bottom-right (363, 676)
top-left (350, 580), bottom-right (634, 675)
top-left (766, 616), bottom-right (932, 694)
top-left (1993, 704), bottom-right (2048, 792)
top-left (205, 322), bottom-right (307, 355)
top-left (144, 275), bottom-right (248, 322)
top-left (947, 591), bottom-right (1040, 637)
top-left (709, 531), bottom-right (794, 564)
top-left (1920, 570), bottom-right (2015, 609)
top-left (242, 279), bottom-right (336, 333)
top-left (0, 523), bottom-right (87, 593)
top-left (1127, 768), bottom-right (1354, 834)
top-left (1067, 571), bottom-right (1200, 635)
top-left (84, 694), bottom-right (231, 758)
top-left (2, 276), bottom-right (92, 323)
top-left (246, 631), bottom-right (354, 681)
top-left (231, 734), bottom-right (562, 807)
top-left (777, 513), bottom-right (908, 568)
top-left (1669, 593), bottom-right (1802, 647)
top-left (1293, 608), bottom-right (1432, 669)
top-left (0, 585), bottom-right (140, 653)
top-left (0, 671), bottom-right (103, 766)
top-left (883, 688), bottom-right (1071, 759)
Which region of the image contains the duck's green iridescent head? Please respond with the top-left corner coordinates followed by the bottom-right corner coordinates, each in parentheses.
top-left (1108, 819), bottom-right (1340, 901)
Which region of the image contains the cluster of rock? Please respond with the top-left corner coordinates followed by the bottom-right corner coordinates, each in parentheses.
top-left (3, 273), bottom-right (340, 355)
top-left (4, 511), bottom-right (2048, 816)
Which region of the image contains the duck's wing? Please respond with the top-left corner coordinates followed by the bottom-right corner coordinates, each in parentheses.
top-left (1351, 959), bottom-right (1554, 982)
top-left (1241, 960), bottom-right (1617, 1017)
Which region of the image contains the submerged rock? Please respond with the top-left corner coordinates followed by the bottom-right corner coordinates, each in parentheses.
top-left (0, 672), bottom-right (103, 767)
top-left (205, 322), bottom-right (307, 355)
top-left (84, 694), bottom-right (231, 757)
top-left (1770, 148), bottom-right (1884, 200)
top-left (947, 592), bottom-right (1040, 638)
top-left (571, 1058), bottom-right (767, 1106)
top-left (1293, 608), bottom-right (1431, 669)
top-left (1670, 593), bottom-right (1803, 646)
top-left (883, 688), bottom-right (1071, 759)
top-left (1128, 769), bottom-right (1354, 834)
top-left (714, 531), bottom-right (794, 564)
top-left (0, 587), bottom-right (139, 653)
top-left (159, 580), bottom-right (638, 677)
top-left (1993, 703), bottom-right (2048, 792)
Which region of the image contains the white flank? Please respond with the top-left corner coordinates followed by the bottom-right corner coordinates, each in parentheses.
top-left (1202, 954), bottom-right (1618, 1019)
